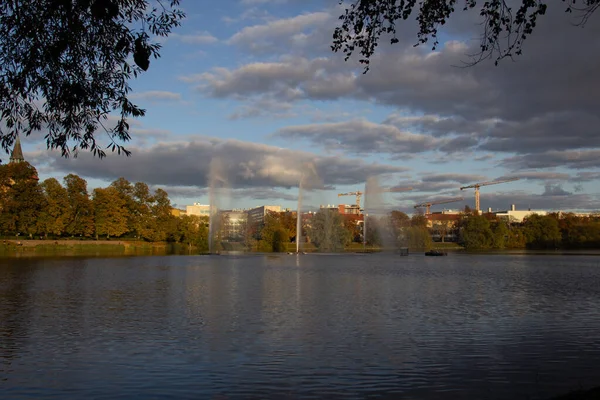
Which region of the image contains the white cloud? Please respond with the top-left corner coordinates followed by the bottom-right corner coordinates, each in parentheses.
top-left (129, 91), bottom-right (182, 102)
top-left (169, 32), bottom-right (218, 44)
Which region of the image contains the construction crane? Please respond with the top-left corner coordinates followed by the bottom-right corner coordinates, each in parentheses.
top-left (460, 177), bottom-right (519, 213)
top-left (338, 187), bottom-right (413, 209)
top-left (414, 197), bottom-right (464, 215)
top-left (338, 191), bottom-right (363, 209)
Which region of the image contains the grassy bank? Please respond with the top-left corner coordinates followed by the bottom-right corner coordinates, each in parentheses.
top-left (0, 239), bottom-right (187, 257)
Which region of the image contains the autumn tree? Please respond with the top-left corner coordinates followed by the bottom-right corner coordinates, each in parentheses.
top-left (145, 188), bottom-right (177, 242)
top-left (259, 211), bottom-right (290, 252)
top-left (177, 215), bottom-right (209, 252)
top-left (410, 213), bottom-right (428, 229)
top-left (0, 0), bottom-right (184, 159)
top-left (390, 210), bottom-right (410, 231)
top-left (37, 178), bottom-right (72, 237)
top-left (110, 177), bottom-right (136, 235)
top-left (64, 174), bottom-right (94, 237)
top-left (93, 187), bottom-right (128, 239)
top-left (131, 182), bottom-right (154, 238)
top-left (342, 216), bottom-right (362, 243)
top-left (0, 162), bottom-right (43, 237)
top-left (333, 0), bottom-right (599, 71)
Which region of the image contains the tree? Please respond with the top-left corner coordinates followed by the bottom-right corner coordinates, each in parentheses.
top-left (523, 214), bottom-right (561, 249)
top-left (258, 211), bottom-right (291, 252)
top-left (145, 188), bottom-right (177, 242)
top-left (390, 210), bottom-right (410, 230)
top-left (93, 187), bottom-right (128, 239)
top-left (432, 220), bottom-right (454, 243)
top-left (308, 209), bottom-right (352, 252)
top-left (0, 0), bottom-right (185, 159)
top-left (461, 214), bottom-right (493, 250)
top-left (0, 162), bottom-right (43, 236)
top-left (410, 213), bottom-right (428, 229)
top-left (131, 181), bottom-right (153, 238)
top-left (332, 0), bottom-right (599, 71)
top-left (177, 215), bottom-right (209, 252)
top-left (491, 219), bottom-right (509, 249)
top-left (343, 216), bottom-right (362, 243)
top-left (38, 178), bottom-right (71, 237)
top-left (64, 174), bottom-right (94, 237)
top-left (110, 177), bottom-right (138, 235)
top-left (403, 226), bottom-right (432, 250)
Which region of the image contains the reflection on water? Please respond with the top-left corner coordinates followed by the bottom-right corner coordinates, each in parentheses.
top-left (1, 254), bottom-right (600, 399)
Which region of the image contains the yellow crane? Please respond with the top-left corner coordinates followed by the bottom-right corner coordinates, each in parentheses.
top-left (338, 187), bottom-right (413, 209)
top-left (338, 191), bottom-right (363, 209)
top-left (460, 177), bottom-right (519, 213)
top-left (414, 197), bottom-right (464, 215)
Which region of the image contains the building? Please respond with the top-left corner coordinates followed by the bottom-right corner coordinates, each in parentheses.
top-left (247, 205), bottom-right (281, 226)
top-left (170, 208), bottom-right (186, 217)
top-left (219, 209), bottom-right (247, 240)
top-left (186, 203), bottom-right (210, 217)
top-left (338, 204), bottom-right (361, 215)
top-left (319, 204), bottom-right (338, 212)
top-left (494, 204), bottom-right (548, 223)
top-left (426, 212), bottom-right (462, 242)
top-left (9, 135), bottom-right (24, 164)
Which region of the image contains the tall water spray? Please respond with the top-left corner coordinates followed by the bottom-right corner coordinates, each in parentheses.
top-left (208, 158), bottom-right (228, 254)
top-left (363, 176), bottom-right (390, 250)
top-left (296, 174), bottom-right (303, 253)
top-left (296, 162), bottom-right (321, 254)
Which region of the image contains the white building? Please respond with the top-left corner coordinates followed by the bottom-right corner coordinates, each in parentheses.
top-left (186, 203), bottom-right (210, 217)
top-left (494, 204), bottom-right (548, 223)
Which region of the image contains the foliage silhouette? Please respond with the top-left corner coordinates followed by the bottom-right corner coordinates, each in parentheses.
top-left (0, 0), bottom-right (184, 160)
top-left (333, 0), bottom-right (599, 71)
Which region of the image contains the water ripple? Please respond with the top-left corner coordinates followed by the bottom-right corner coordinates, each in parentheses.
top-left (1, 253), bottom-right (600, 399)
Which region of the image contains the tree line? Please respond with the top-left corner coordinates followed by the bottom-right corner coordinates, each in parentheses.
top-left (457, 210), bottom-right (600, 250)
top-left (248, 208), bottom-right (432, 252)
top-left (0, 162), bottom-right (208, 251)
top-left (4, 162), bottom-right (598, 252)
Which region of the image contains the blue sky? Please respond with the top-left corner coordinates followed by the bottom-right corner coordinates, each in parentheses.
top-left (19, 0), bottom-right (600, 214)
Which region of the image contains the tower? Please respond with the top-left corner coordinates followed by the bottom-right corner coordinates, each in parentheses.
top-left (9, 135), bottom-right (24, 164)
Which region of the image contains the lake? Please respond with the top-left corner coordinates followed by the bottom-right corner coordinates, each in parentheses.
top-left (1, 253), bottom-right (599, 399)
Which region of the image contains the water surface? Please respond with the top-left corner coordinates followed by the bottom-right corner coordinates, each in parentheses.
top-left (1, 253), bottom-right (600, 399)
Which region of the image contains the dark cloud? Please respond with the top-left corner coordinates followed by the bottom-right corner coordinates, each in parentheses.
top-left (543, 184), bottom-right (572, 197)
top-left (196, 5), bottom-right (600, 167)
top-left (231, 188), bottom-right (297, 201)
top-left (30, 137), bottom-right (406, 191)
top-left (573, 171), bottom-right (600, 182)
top-left (501, 150), bottom-right (600, 170)
top-left (273, 119), bottom-right (443, 156)
top-left (420, 173), bottom-right (488, 184)
top-left (499, 171), bottom-right (571, 182)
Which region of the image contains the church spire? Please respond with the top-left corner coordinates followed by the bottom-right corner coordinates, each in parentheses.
top-left (9, 135), bottom-right (24, 164)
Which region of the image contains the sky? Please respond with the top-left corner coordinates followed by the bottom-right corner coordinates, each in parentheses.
top-left (16, 0), bottom-right (600, 214)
